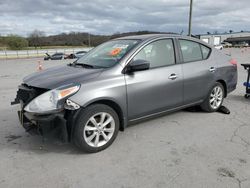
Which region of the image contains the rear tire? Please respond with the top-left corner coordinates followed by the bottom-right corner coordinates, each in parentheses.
top-left (201, 82), bottom-right (225, 112)
top-left (73, 104), bottom-right (119, 153)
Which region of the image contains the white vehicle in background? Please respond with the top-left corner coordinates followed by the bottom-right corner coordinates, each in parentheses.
top-left (214, 44), bottom-right (223, 50)
top-left (221, 42), bottom-right (232, 48)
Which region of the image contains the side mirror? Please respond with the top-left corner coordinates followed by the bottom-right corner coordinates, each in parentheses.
top-left (126, 59), bottom-right (150, 73)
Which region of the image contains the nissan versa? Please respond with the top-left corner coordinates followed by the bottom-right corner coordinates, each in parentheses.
top-left (11, 34), bottom-right (237, 153)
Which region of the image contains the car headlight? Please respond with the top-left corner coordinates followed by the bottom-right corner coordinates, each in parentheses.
top-left (24, 84), bottom-right (80, 113)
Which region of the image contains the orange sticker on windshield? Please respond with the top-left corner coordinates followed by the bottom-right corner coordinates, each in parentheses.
top-left (109, 48), bottom-right (122, 56)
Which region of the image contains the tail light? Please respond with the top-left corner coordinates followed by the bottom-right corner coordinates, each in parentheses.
top-left (230, 59), bottom-right (237, 66)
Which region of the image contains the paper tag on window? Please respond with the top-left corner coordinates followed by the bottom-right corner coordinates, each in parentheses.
top-left (109, 48), bottom-right (122, 56)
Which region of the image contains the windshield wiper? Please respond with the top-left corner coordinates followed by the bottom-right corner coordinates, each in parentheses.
top-left (67, 60), bottom-right (77, 66)
top-left (68, 62), bottom-right (95, 69)
top-left (77, 63), bottom-right (95, 68)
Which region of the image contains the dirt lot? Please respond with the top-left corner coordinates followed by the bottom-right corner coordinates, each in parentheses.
top-left (0, 48), bottom-right (250, 188)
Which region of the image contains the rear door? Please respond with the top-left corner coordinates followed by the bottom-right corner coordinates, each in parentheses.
top-left (177, 39), bottom-right (215, 104)
top-left (125, 38), bottom-right (183, 120)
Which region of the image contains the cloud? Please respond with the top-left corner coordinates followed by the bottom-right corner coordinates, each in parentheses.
top-left (0, 0), bottom-right (249, 36)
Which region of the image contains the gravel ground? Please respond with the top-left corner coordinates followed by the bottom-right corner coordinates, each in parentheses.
top-left (0, 48), bottom-right (250, 188)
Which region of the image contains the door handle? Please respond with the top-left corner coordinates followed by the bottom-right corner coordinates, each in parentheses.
top-left (168, 73), bottom-right (177, 80)
top-left (209, 67), bottom-right (216, 72)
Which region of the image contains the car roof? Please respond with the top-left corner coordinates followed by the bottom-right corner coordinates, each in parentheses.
top-left (115, 34), bottom-right (181, 40)
top-left (114, 34), bottom-right (211, 47)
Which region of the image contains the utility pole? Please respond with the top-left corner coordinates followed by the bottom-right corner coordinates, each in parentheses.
top-left (188, 0), bottom-right (193, 36)
top-left (88, 33), bottom-right (91, 47)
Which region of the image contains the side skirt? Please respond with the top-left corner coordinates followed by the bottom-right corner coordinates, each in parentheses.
top-left (128, 100), bottom-right (203, 125)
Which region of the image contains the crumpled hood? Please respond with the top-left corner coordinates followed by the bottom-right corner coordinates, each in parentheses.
top-left (23, 65), bottom-right (103, 89)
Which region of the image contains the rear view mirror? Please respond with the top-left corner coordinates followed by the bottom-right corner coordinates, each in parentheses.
top-left (126, 59), bottom-right (150, 73)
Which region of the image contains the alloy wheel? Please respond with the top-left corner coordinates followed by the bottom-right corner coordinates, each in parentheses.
top-left (209, 86), bottom-right (223, 109)
top-left (83, 112), bottom-right (115, 147)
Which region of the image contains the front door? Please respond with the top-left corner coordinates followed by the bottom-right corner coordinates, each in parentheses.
top-left (125, 39), bottom-right (183, 120)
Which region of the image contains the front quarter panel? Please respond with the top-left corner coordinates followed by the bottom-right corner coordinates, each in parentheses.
top-left (68, 68), bottom-right (127, 120)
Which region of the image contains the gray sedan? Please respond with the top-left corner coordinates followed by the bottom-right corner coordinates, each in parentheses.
top-left (12, 34), bottom-right (237, 153)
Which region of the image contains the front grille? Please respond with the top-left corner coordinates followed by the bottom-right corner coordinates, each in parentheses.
top-left (11, 84), bottom-right (48, 107)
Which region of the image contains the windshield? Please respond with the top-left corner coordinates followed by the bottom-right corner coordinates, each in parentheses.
top-left (76, 39), bottom-right (140, 68)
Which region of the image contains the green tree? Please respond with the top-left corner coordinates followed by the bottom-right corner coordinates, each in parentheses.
top-left (6, 35), bottom-right (28, 50)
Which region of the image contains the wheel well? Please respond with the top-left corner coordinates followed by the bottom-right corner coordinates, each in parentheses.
top-left (216, 80), bottom-right (227, 97)
top-left (88, 100), bottom-right (125, 131)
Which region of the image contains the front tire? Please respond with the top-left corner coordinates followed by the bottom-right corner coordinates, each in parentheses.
top-left (201, 82), bottom-right (225, 112)
top-left (73, 104), bottom-right (119, 153)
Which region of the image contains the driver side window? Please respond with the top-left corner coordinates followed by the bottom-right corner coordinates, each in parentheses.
top-left (134, 39), bottom-right (175, 68)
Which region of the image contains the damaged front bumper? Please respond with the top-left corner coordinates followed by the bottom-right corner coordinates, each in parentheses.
top-left (16, 103), bottom-right (79, 142)
top-left (12, 84), bottom-right (79, 142)
top-left (18, 109), bottom-right (68, 140)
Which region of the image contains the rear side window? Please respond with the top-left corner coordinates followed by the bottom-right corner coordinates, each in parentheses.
top-left (179, 40), bottom-right (203, 62)
top-left (200, 45), bottom-right (211, 59)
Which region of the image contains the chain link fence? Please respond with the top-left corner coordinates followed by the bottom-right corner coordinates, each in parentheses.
top-left (0, 48), bottom-right (91, 59)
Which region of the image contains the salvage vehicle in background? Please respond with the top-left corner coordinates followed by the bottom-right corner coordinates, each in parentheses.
top-left (44, 52), bottom-right (64, 60)
top-left (64, 51), bottom-right (87, 59)
top-left (74, 51), bottom-right (87, 59)
top-left (12, 34), bottom-right (238, 153)
top-left (64, 53), bottom-right (75, 59)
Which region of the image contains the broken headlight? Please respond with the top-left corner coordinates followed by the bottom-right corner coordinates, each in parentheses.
top-left (24, 84), bottom-right (80, 113)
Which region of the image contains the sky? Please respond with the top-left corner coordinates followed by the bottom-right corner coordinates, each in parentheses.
top-left (0, 0), bottom-right (250, 37)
